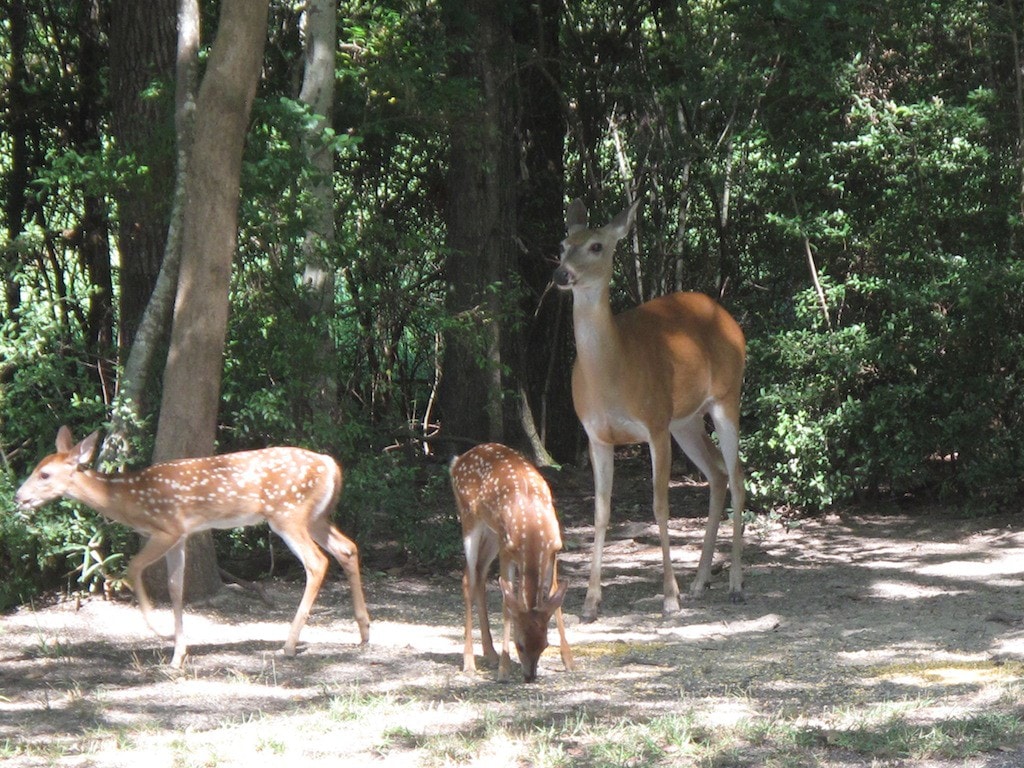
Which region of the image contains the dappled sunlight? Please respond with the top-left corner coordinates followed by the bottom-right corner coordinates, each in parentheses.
top-left (6, 500), bottom-right (1024, 766)
top-left (868, 579), bottom-right (965, 599)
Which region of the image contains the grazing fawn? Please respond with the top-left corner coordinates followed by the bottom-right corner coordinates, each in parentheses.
top-left (554, 198), bottom-right (747, 621)
top-left (14, 426), bottom-right (371, 667)
top-left (451, 442), bottom-right (574, 682)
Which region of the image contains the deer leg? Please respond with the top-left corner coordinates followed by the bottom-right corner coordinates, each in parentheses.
top-left (318, 524), bottom-right (371, 644)
top-left (672, 417), bottom-right (729, 599)
top-left (462, 526), bottom-right (498, 670)
top-left (274, 528), bottom-right (329, 656)
top-left (125, 532), bottom-right (181, 639)
top-left (649, 431), bottom-right (681, 615)
top-left (164, 539), bottom-right (188, 668)
top-left (461, 567), bottom-right (478, 673)
top-left (497, 565), bottom-right (514, 682)
top-left (551, 562), bottom-right (574, 672)
top-left (711, 400), bottom-right (747, 602)
top-left (582, 440), bottom-right (614, 623)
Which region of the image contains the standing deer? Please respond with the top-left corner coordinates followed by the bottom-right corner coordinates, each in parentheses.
top-left (451, 442), bottom-right (574, 682)
top-left (14, 426), bottom-right (371, 667)
top-left (553, 198), bottom-right (747, 622)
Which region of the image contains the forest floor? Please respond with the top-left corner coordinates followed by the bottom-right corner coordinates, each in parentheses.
top-left (4, 456), bottom-right (1024, 767)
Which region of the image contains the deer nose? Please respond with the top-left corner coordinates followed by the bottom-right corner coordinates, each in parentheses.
top-left (553, 265), bottom-right (575, 288)
top-left (522, 659), bottom-right (539, 683)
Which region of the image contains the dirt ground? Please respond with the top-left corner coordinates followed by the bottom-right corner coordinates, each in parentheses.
top-left (4, 460), bottom-right (1024, 767)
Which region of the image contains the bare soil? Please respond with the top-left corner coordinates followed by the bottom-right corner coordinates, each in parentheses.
top-left (3, 458), bottom-right (1024, 766)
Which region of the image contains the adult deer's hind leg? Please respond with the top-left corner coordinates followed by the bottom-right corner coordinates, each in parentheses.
top-left (710, 399), bottom-right (746, 602)
top-left (671, 415), bottom-right (730, 598)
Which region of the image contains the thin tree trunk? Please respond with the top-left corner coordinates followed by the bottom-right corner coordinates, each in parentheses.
top-left (1008, 0), bottom-right (1024, 220)
top-left (297, 0), bottom-right (339, 419)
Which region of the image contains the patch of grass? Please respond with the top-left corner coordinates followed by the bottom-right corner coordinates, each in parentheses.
top-left (325, 687), bottom-right (396, 721)
top-left (817, 707), bottom-right (1024, 761)
top-left (523, 708), bottom-right (705, 768)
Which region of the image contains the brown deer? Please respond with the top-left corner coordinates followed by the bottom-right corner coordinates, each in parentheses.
top-left (450, 442), bottom-right (574, 682)
top-left (553, 198), bottom-right (747, 622)
top-left (14, 426), bottom-right (371, 667)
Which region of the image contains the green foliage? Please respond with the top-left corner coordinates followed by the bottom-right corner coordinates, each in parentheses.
top-left (5, 0), bottom-right (1024, 613)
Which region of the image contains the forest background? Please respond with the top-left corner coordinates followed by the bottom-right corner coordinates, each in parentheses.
top-left (1, 0), bottom-right (1023, 611)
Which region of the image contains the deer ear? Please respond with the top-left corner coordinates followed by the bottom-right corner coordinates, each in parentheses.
top-left (607, 200), bottom-right (639, 241)
top-left (544, 581), bottom-right (568, 612)
top-left (499, 577), bottom-right (526, 613)
top-left (566, 199), bottom-right (588, 235)
top-left (71, 431), bottom-right (100, 467)
top-left (56, 425), bottom-right (75, 453)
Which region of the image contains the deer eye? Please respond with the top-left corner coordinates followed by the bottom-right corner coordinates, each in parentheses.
top-left (589, 242), bottom-right (603, 254)
top-left (39, 471), bottom-right (50, 480)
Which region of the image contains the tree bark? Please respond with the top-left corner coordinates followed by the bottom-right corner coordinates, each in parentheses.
top-left (102, 0), bottom-right (199, 463)
top-left (438, 0), bottom-right (517, 449)
top-left (511, 0), bottom-right (579, 465)
top-left (297, 0), bottom-right (339, 419)
top-left (150, 0), bottom-right (270, 602)
top-left (2, 0), bottom-right (29, 324)
top-left (74, 0), bottom-right (115, 403)
top-left (109, 0), bottom-right (177, 360)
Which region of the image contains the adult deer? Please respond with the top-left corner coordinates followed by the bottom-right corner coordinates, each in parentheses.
top-left (14, 426), bottom-right (371, 667)
top-left (451, 442), bottom-right (574, 682)
top-left (553, 198), bottom-right (747, 622)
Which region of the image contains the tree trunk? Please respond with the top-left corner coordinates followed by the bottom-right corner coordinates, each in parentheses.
top-left (102, 0), bottom-right (199, 463)
top-left (150, 0), bottom-right (270, 603)
top-left (511, 0), bottom-right (579, 464)
top-left (438, 0), bottom-right (518, 449)
top-left (297, 0), bottom-right (339, 420)
top-left (109, 0), bottom-right (177, 360)
top-left (2, 0), bottom-right (28, 324)
top-left (75, 0), bottom-right (115, 403)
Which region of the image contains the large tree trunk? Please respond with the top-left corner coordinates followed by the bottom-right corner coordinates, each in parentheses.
top-left (103, 0), bottom-right (200, 464)
top-left (109, 0), bottom-right (177, 360)
top-left (438, 0), bottom-right (517, 448)
top-left (2, 0), bottom-right (29, 324)
top-left (74, 0), bottom-right (115, 403)
top-left (511, 0), bottom-right (578, 464)
top-left (150, 0), bottom-right (270, 603)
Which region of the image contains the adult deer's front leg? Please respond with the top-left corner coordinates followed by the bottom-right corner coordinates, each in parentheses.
top-left (649, 432), bottom-right (681, 615)
top-left (582, 440), bottom-right (614, 623)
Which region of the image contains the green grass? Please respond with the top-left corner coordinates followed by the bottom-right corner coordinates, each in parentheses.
top-left (5, 680), bottom-right (1024, 767)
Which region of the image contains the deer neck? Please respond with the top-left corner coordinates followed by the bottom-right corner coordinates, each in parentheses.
top-left (67, 469), bottom-right (137, 525)
top-left (570, 284), bottom-right (625, 383)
